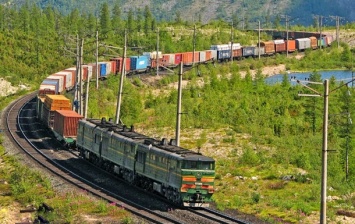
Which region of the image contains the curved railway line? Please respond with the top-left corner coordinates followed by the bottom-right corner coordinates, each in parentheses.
top-left (2, 93), bottom-right (257, 224)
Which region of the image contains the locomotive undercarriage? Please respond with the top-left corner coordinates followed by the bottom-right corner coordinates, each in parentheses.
top-left (79, 148), bottom-right (182, 205)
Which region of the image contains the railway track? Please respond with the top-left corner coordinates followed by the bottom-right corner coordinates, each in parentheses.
top-left (2, 93), bottom-right (253, 224)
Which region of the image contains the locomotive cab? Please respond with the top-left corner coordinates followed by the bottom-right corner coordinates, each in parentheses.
top-left (180, 156), bottom-right (215, 207)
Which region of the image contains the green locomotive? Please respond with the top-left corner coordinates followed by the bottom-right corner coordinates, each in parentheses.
top-left (76, 118), bottom-right (215, 207)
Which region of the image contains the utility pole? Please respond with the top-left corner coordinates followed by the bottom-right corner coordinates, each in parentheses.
top-left (258, 20), bottom-right (261, 60)
top-left (193, 24), bottom-right (196, 65)
top-left (115, 30), bottom-right (127, 125)
top-left (175, 62), bottom-right (183, 146)
top-left (73, 35), bottom-right (79, 112)
top-left (281, 15), bottom-right (290, 57)
top-left (230, 21), bottom-right (234, 62)
top-left (79, 38), bottom-right (84, 116)
top-left (156, 28), bottom-right (159, 76)
top-left (96, 30), bottom-right (99, 89)
top-left (330, 16), bottom-right (341, 48)
top-left (295, 79), bottom-right (330, 224)
top-left (320, 79), bottom-right (329, 224)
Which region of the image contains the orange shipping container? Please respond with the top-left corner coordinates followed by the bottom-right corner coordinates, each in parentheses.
top-left (286, 40), bottom-right (296, 52)
top-left (53, 110), bottom-right (83, 138)
top-left (309, 37), bottom-right (318, 49)
top-left (259, 41), bottom-right (275, 55)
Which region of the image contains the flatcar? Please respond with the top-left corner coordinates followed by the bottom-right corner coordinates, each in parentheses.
top-left (76, 118), bottom-right (215, 207)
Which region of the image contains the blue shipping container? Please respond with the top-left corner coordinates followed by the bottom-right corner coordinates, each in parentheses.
top-left (130, 56), bottom-right (149, 70)
top-left (217, 50), bottom-right (231, 60)
top-left (99, 63), bottom-right (107, 77)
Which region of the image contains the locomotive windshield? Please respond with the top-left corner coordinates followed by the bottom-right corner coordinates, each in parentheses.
top-left (182, 161), bottom-right (214, 170)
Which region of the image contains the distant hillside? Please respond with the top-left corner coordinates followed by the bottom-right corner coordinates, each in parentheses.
top-left (0, 0), bottom-right (354, 27)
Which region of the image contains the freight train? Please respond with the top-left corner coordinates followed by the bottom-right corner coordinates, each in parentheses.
top-left (35, 30), bottom-right (332, 207)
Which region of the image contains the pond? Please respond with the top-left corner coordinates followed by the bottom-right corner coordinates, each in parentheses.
top-left (265, 70), bottom-right (355, 85)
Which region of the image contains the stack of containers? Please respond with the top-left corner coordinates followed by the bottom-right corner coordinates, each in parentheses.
top-left (47, 74), bottom-right (65, 94)
top-left (52, 110), bottom-right (83, 144)
top-left (41, 95), bottom-right (72, 128)
top-left (54, 71), bottom-right (75, 91)
top-left (39, 79), bottom-right (58, 96)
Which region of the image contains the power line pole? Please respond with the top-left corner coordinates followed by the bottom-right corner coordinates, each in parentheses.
top-left (96, 30), bottom-right (99, 89)
top-left (193, 24), bottom-right (196, 65)
top-left (79, 38), bottom-right (84, 116)
top-left (281, 15), bottom-right (290, 58)
top-left (175, 62), bottom-right (183, 146)
top-left (295, 79), bottom-right (329, 224)
top-left (258, 20), bottom-right (261, 60)
top-left (230, 21), bottom-right (234, 62)
top-left (320, 79), bottom-right (329, 224)
top-left (330, 16), bottom-right (341, 48)
top-left (156, 27), bottom-right (159, 76)
top-left (115, 30), bottom-right (127, 125)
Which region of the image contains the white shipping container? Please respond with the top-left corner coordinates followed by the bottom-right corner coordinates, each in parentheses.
top-left (200, 51), bottom-right (206, 62)
top-left (47, 75), bottom-right (65, 93)
top-left (55, 71), bottom-right (73, 90)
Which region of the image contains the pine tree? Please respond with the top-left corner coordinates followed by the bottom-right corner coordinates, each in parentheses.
top-left (100, 3), bottom-right (111, 35)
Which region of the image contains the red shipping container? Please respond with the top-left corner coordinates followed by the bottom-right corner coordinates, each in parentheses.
top-left (274, 40), bottom-right (286, 53)
top-left (110, 60), bottom-right (117, 74)
top-left (175, 53), bottom-right (182, 65)
top-left (53, 110), bottom-right (83, 138)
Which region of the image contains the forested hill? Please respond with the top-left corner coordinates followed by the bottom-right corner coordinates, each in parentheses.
top-left (0, 0), bottom-right (354, 27)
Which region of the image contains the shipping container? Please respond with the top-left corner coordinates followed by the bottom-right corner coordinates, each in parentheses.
top-left (53, 110), bottom-right (83, 139)
top-left (286, 40), bottom-right (296, 52)
top-left (174, 53), bottom-right (182, 65)
top-left (259, 41), bottom-right (275, 55)
top-left (44, 95), bottom-right (72, 111)
top-left (317, 37), bottom-right (327, 48)
top-left (40, 79), bottom-right (59, 95)
top-left (110, 57), bottom-right (131, 74)
top-left (253, 47), bottom-right (265, 57)
top-left (130, 56), bottom-right (150, 71)
top-left (55, 71), bottom-right (74, 91)
top-left (205, 50), bottom-right (213, 61)
top-left (296, 38), bottom-right (311, 51)
top-left (309, 37), bottom-right (318, 49)
top-left (217, 50), bottom-right (231, 60)
top-left (99, 62), bottom-right (108, 78)
top-left (47, 75), bottom-right (65, 93)
top-left (210, 50), bottom-right (217, 61)
top-left (242, 46), bottom-right (255, 57)
top-left (200, 51), bottom-right (206, 62)
top-left (325, 35), bottom-right (333, 46)
top-left (274, 39), bottom-right (286, 53)
top-left (64, 67), bottom-right (78, 81)
top-left (232, 48), bottom-right (243, 58)
top-left (83, 65), bottom-right (93, 80)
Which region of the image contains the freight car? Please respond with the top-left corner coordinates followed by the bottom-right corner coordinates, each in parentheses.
top-left (76, 118), bottom-right (215, 207)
